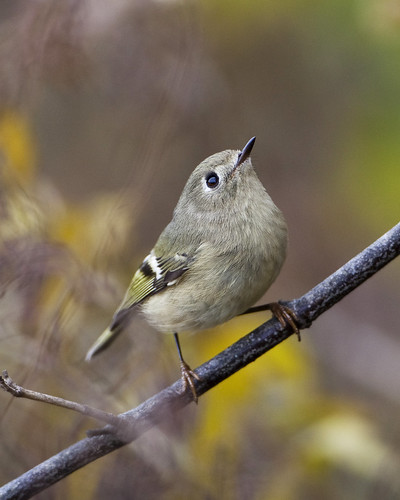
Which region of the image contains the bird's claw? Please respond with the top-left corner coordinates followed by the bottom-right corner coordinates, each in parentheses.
top-left (179, 361), bottom-right (200, 404)
top-left (269, 302), bottom-right (301, 341)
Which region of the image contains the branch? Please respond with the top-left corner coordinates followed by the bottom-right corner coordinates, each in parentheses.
top-left (0, 371), bottom-right (120, 426)
top-left (1, 222), bottom-right (399, 500)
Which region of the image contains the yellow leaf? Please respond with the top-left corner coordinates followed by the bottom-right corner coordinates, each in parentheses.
top-left (0, 111), bottom-right (36, 186)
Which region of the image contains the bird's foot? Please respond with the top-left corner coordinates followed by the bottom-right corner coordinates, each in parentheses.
top-left (267, 302), bottom-right (301, 341)
top-left (242, 302), bottom-right (301, 340)
top-left (179, 360), bottom-right (201, 404)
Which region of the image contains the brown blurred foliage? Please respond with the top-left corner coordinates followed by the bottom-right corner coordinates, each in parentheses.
top-left (1, 1), bottom-right (400, 499)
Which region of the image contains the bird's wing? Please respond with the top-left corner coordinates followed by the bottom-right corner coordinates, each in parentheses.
top-left (85, 250), bottom-right (193, 360)
top-left (110, 250), bottom-right (192, 330)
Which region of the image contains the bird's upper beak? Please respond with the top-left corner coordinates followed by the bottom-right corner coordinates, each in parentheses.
top-left (232, 136), bottom-right (256, 173)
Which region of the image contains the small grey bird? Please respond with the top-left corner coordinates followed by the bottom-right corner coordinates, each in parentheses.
top-left (86, 137), bottom-right (298, 401)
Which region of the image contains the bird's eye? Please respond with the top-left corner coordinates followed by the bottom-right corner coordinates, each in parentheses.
top-left (205, 172), bottom-right (219, 189)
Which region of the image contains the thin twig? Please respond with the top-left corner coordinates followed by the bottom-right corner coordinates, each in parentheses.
top-left (0, 371), bottom-right (120, 426)
top-left (0, 222), bottom-right (399, 500)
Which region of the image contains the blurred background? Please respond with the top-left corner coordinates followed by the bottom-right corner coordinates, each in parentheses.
top-left (0, 0), bottom-right (400, 498)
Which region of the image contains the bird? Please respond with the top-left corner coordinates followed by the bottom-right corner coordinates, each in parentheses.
top-left (86, 137), bottom-right (298, 402)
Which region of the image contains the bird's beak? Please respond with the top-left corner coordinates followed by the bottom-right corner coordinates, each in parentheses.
top-left (233, 136), bottom-right (256, 172)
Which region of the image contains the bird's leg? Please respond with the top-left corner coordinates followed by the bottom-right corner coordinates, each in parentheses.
top-left (174, 333), bottom-right (200, 403)
top-left (241, 302), bottom-right (301, 341)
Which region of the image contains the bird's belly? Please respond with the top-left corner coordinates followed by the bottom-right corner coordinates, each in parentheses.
top-left (140, 257), bottom-right (278, 334)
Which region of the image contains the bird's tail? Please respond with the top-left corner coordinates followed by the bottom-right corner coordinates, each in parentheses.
top-left (85, 307), bottom-right (133, 361)
top-left (85, 325), bottom-right (122, 361)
